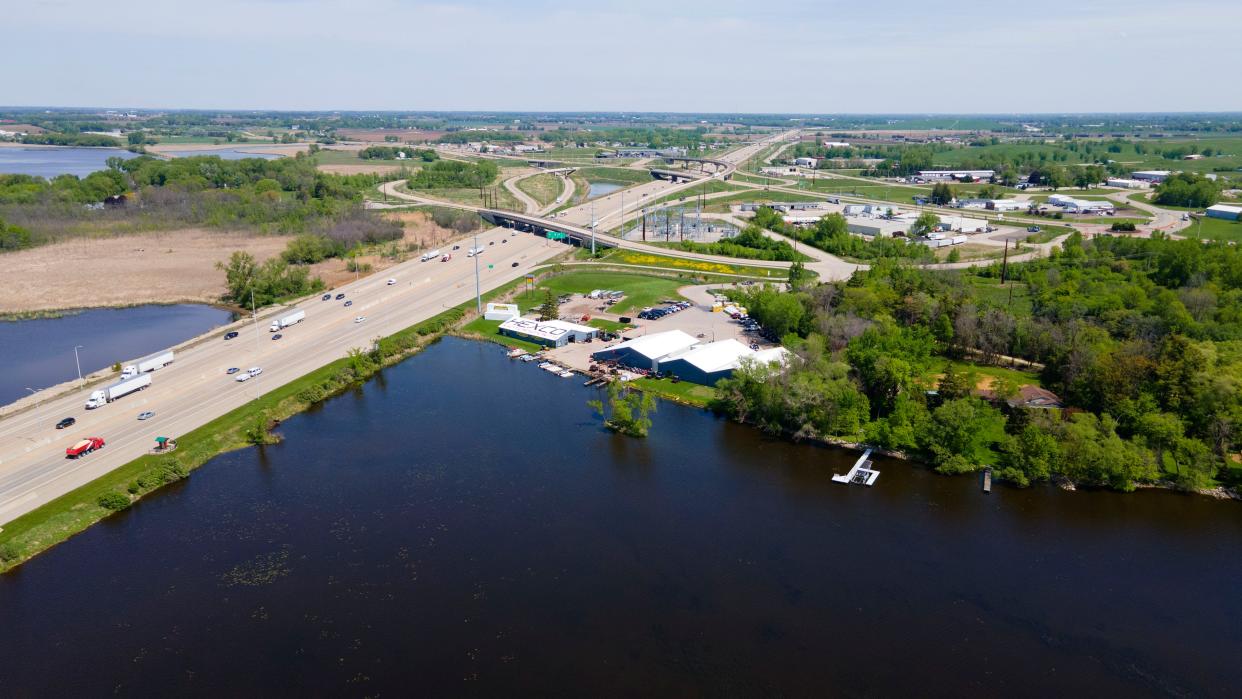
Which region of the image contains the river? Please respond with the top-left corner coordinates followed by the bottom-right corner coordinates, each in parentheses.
top-left (0, 304), bottom-right (234, 406)
top-left (0, 147), bottom-right (138, 178)
top-left (0, 337), bottom-right (1238, 696)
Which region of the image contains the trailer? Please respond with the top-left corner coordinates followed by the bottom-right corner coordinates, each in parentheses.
top-left (66, 436), bottom-right (105, 459)
top-left (420, 249), bottom-right (442, 262)
top-left (269, 309), bottom-right (306, 332)
top-left (85, 373), bottom-right (152, 409)
top-left (123, 349), bottom-right (175, 377)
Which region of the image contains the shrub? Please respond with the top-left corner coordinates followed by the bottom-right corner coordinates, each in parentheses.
top-left (97, 492), bottom-right (131, 511)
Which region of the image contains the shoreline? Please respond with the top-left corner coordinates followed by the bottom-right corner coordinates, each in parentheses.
top-left (0, 299), bottom-right (238, 323)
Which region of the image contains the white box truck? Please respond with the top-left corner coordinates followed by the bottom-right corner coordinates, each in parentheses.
top-left (420, 249), bottom-right (441, 262)
top-left (269, 309), bottom-right (306, 332)
top-left (122, 350), bottom-right (175, 378)
top-left (467, 247), bottom-right (484, 257)
top-left (86, 373), bottom-right (152, 409)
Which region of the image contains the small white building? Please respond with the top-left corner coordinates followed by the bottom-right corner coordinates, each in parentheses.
top-left (938, 215), bottom-right (989, 233)
top-left (1206, 204), bottom-right (1242, 221)
top-left (955, 198), bottom-right (991, 209)
top-left (1107, 178), bottom-right (1149, 189)
top-left (822, 141), bottom-right (850, 148)
top-left (917, 169), bottom-right (995, 181)
top-left (988, 199), bottom-right (1027, 212)
top-left (484, 303), bottom-right (520, 322)
top-left (794, 157), bottom-right (819, 169)
top-left (499, 317), bottom-right (598, 348)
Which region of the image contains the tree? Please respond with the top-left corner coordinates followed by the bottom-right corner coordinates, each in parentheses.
top-left (910, 212), bottom-right (941, 237)
top-left (923, 397), bottom-right (1007, 470)
top-left (538, 289), bottom-right (559, 321)
top-left (930, 182), bottom-right (955, 206)
top-left (589, 381), bottom-right (657, 437)
top-left (787, 259), bottom-right (809, 290)
top-left (937, 362), bottom-right (973, 400)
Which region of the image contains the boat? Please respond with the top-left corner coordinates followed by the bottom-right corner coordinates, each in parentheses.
top-left (507, 348), bottom-right (527, 359)
top-left (559, 370), bottom-right (575, 378)
top-left (520, 354), bottom-right (537, 362)
top-left (541, 363), bottom-right (563, 373)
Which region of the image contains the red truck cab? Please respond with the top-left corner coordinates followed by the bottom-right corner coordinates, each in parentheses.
top-left (66, 436), bottom-right (105, 458)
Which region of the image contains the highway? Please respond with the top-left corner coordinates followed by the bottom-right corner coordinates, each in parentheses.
top-left (0, 133), bottom-right (793, 526)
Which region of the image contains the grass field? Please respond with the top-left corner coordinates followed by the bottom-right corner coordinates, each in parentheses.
top-left (631, 376), bottom-right (716, 407)
top-left (1186, 215), bottom-right (1242, 242)
top-left (511, 271), bottom-right (689, 313)
top-left (585, 247), bottom-right (791, 280)
top-left (515, 172), bottom-right (563, 208)
top-left (573, 166), bottom-right (652, 185)
top-left (400, 181), bottom-right (523, 211)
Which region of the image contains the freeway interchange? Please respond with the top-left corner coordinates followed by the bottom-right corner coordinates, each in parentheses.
top-left (0, 132), bottom-right (792, 525)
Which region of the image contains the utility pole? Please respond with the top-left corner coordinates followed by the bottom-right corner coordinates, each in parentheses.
top-left (250, 287), bottom-right (260, 401)
top-left (590, 200), bottom-right (596, 256)
top-left (1000, 238), bottom-right (1010, 284)
top-left (73, 345), bottom-right (84, 383)
top-left (642, 207), bottom-right (647, 242)
top-left (474, 231), bottom-right (482, 313)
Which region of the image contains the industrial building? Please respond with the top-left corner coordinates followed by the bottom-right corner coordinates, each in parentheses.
top-left (987, 199), bottom-right (1027, 212)
top-left (794, 157), bottom-right (819, 169)
top-left (954, 198), bottom-right (991, 209)
top-left (592, 332), bottom-right (790, 386)
top-left (1048, 195), bottom-right (1115, 214)
top-left (499, 317), bottom-right (598, 348)
top-left (1132, 170), bottom-right (1172, 183)
top-left (1207, 204), bottom-right (1242, 221)
top-left (1106, 178), bottom-right (1149, 189)
top-left (591, 330), bottom-right (699, 370)
top-left (937, 215), bottom-right (989, 233)
top-left (916, 169), bottom-right (995, 181)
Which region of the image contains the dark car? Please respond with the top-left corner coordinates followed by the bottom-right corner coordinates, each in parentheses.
top-left (335, 293), bottom-right (346, 300)
top-left (511, 261), bottom-right (519, 267)
top-left (322, 293), bottom-right (332, 301)
top-left (224, 331), bottom-right (239, 340)
top-left (272, 333), bottom-right (283, 340)
top-left (344, 300), bottom-right (353, 307)
top-left (452, 245), bottom-right (461, 250)
top-left (55, 417), bottom-right (76, 430)
top-left (501, 239), bottom-right (507, 244)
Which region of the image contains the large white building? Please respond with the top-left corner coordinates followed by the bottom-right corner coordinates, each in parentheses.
top-left (917, 170), bottom-right (995, 181)
top-left (794, 157), bottom-right (819, 169)
top-left (499, 317), bottom-right (598, 348)
top-left (1206, 204), bottom-right (1242, 221)
top-left (1107, 178), bottom-right (1149, 189)
top-left (592, 332), bottom-right (789, 386)
top-left (1132, 170), bottom-right (1172, 183)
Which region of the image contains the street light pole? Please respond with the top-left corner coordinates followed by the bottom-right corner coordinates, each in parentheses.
top-left (73, 345), bottom-right (84, 383)
top-left (590, 200), bottom-right (596, 256)
top-left (474, 231), bottom-right (482, 313)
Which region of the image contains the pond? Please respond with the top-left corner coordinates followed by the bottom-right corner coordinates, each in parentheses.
top-left (588, 181), bottom-right (623, 199)
top-left (0, 337), bottom-right (1238, 695)
top-left (0, 304), bottom-right (234, 406)
top-left (0, 147), bottom-right (138, 178)
top-left (163, 148), bottom-right (281, 161)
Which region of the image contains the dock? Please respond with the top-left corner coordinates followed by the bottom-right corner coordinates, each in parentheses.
top-left (832, 448), bottom-right (879, 486)
top-left (982, 467), bottom-right (992, 494)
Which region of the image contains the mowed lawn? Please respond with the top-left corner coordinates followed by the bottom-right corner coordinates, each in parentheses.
top-left (1188, 215), bottom-right (1242, 242)
top-left (515, 172), bottom-right (564, 208)
top-left (513, 272), bottom-right (688, 314)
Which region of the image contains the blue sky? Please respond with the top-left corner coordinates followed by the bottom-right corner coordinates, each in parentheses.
top-left (7, 0), bottom-right (1240, 113)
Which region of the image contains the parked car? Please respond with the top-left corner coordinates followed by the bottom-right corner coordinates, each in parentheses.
top-left (322, 293), bottom-right (332, 301)
top-left (55, 417), bottom-right (76, 430)
top-left (335, 293), bottom-right (346, 300)
top-left (137, 411), bottom-right (154, 421)
top-left (224, 331), bottom-right (239, 340)
top-left (1027, 225), bottom-right (1041, 233)
top-left (272, 333), bottom-right (283, 341)
top-left (226, 367), bottom-right (240, 375)
top-left (344, 300), bottom-right (353, 307)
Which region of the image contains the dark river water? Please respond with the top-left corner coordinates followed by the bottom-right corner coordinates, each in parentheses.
top-left (0, 304), bottom-right (234, 405)
top-left (0, 337), bottom-right (1238, 696)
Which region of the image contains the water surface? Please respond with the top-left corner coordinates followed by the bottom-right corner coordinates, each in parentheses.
top-left (588, 180), bottom-right (623, 199)
top-left (0, 304), bottom-right (234, 405)
top-left (163, 148), bottom-right (280, 161)
top-left (0, 337), bottom-right (1238, 696)
top-left (0, 147), bottom-right (137, 178)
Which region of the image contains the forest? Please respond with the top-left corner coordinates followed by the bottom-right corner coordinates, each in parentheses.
top-left (715, 232), bottom-right (1242, 492)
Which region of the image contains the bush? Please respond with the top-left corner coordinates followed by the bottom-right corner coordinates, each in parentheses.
top-left (0, 541), bottom-right (20, 562)
top-left (96, 492), bottom-right (131, 511)
top-left (1110, 221), bottom-right (1136, 232)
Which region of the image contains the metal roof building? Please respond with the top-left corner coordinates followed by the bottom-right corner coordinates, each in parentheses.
top-left (590, 330), bottom-right (701, 371)
top-left (499, 317), bottom-right (598, 348)
top-left (657, 340), bottom-right (790, 386)
top-left (1207, 204), bottom-right (1242, 221)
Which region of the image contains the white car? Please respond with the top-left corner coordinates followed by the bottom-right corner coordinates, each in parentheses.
top-left (234, 373), bottom-right (251, 383)
top-left (355, 316), bottom-right (366, 323)
top-left (386, 278), bottom-right (396, 285)
top-left (248, 366), bottom-right (262, 377)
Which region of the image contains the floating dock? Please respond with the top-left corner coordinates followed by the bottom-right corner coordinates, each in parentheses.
top-left (832, 448), bottom-right (879, 486)
top-left (982, 467), bottom-right (992, 494)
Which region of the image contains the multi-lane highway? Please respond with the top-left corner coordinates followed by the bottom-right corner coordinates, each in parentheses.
top-left (0, 133), bottom-right (794, 525)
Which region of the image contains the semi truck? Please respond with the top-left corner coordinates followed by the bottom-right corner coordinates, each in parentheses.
top-left (420, 249), bottom-right (441, 262)
top-left (66, 436), bottom-right (105, 458)
top-left (122, 349), bottom-right (175, 378)
top-left (85, 373), bottom-right (152, 409)
top-left (269, 309), bottom-right (306, 332)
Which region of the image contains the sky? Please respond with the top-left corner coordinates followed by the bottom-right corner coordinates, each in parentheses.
top-left (7, 0), bottom-right (1241, 114)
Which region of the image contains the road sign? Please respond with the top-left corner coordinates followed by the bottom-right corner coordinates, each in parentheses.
top-left (547, 231), bottom-right (567, 241)
top-left (488, 264), bottom-right (494, 269)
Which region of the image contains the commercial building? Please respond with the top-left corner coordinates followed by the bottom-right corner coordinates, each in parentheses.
top-left (591, 330), bottom-right (699, 371)
top-left (987, 199), bottom-right (1027, 212)
top-left (937, 215), bottom-right (989, 233)
top-left (1207, 204), bottom-right (1242, 221)
top-left (499, 317), bottom-right (598, 348)
top-left (656, 340), bottom-right (790, 386)
top-left (484, 303), bottom-right (519, 322)
top-left (1132, 170), bottom-right (1171, 183)
top-left (847, 219), bottom-right (908, 238)
top-left (1107, 178), bottom-right (1149, 189)
top-left (954, 198), bottom-right (991, 209)
top-left (794, 157), bottom-right (819, 169)
top-left (917, 170), bottom-right (995, 181)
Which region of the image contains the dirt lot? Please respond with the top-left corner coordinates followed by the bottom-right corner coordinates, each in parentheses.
top-left (0, 230), bottom-right (292, 313)
top-left (311, 212), bottom-right (468, 288)
top-left (317, 163), bottom-right (406, 176)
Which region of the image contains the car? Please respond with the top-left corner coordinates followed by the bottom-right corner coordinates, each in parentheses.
top-left (272, 333), bottom-right (282, 341)
top-left (387, 278), bottom-right (396, 285)
top-left (1027, 225), bottom-right (1041, 233)
top-left (452, 245), bottom-right (461, 250)
top-left (249, 366), bottom-right (262, 376)
top-left (234, 373), bottom-right (251, 383)
top-left (335, 293), bottom-right (346, 300)
top-left (511, 261), bottom-right (519, 268)
top-left (322, 293), bottom-right (332, 301)
top-left (344, 300), bottom-right (353, 307)
top-left (55, 417), bottom-right (76, 430)
top-left (489, 241), bottom-right (495, 246)
top-left (137, 411), bottom-right (154, 421)
top-left (226, 367), bottom-right (240, 375)
top-left (354, 316), bottom-right (366, 323)
top-left (224, 331), bottom-right (239, 340)
top-left (501, 238), bottom-right (507, 244)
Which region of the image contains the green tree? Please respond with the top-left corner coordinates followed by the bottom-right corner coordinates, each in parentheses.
top-left (923, 397), bottom-right (1007, 470)
top-left (930, 182), bottom-right (955, 206)
top-left (910, 212), bottom-right (941, 237)
top-left (538, 289), bottom-right (559, 321)
top-left (589, 381), bottom-right (657, 437)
